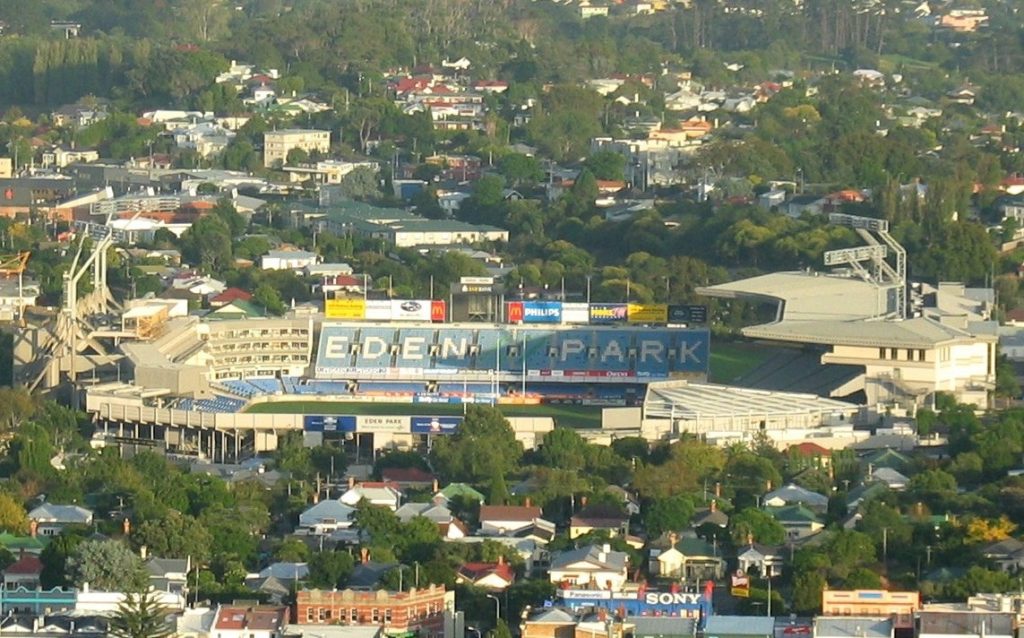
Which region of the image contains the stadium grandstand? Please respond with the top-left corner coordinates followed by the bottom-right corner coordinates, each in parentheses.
top-left (699, 214), bottom-right (998, 414)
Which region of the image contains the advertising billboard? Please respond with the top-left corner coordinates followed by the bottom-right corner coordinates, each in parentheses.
top-left (430, 300), bottom-right (446, 322)
top-left (364, 300), bottom-right (392, 320)
top-left (390, 299), bottom-right (432, 321)
top-left (589, 303), bottom-right (628, 324)
top-left (355, 415), bottom-right (409, 433)
top-left (303, 415), bottom-right (357, 433)
top-left (410, 416), bottom-right (462, 434)
top-left (668, 304), bottom-right (709, 324)
top-left (325, 299), bottom-right (365, 320)
top-left (627, 303), bottom-right (668, 324)
top-left (561, 302), bottom-right (590, 324)
top-left (522, 301), bottom-right (562, 324)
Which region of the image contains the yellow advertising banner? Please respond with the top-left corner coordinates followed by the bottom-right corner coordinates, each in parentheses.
top-left (627, 303), bottom-right (668, 324)
top-left (325, 299), bottom-right (366, 320)
top-left (731, 587), bottom-right (750, 598)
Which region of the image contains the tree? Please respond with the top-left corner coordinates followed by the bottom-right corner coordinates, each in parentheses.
top-left (0, 492), bottom-right (27, 534)
top-left (430, 406), bottom-right (523, 482)
top-left (253, 283), bottom-right (286, 315)
top-left (108, 588), bottom-right (173, 638)
top-left (489, 471), bottom-right (509, 506)
top-left (340, 167), bottom-right (381, 200)
top-left (68, 540), bottom-right (148, 592)
top-left (308, 550), bottom-right (355, 589)
top-left (498, 153), bottom-right (542, 187)
top-left (644, 494), bottom-right (695, 537)
top-left (40, 531), bottom-right (85, 589)
top-left (538, 428), bottom-right (587, 472)
top-left (730, 508), bottom-right (786, 546)
top-left (793, 571), bottom-right (827, 615)
top-left (133, 511), bottom-right (212, 563)
top-left (584, 151), bottom-right (626, 181)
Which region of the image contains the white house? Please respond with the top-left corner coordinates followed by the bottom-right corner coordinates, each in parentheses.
top-left (339, 481), bottom-right (403, 511)
top-left (298, 500), bottom-right (355, 535)
top-left (549, 544), bottom-right (629, 592)
top-left (28, 503), bottom-right (93, 536)
top-left (736, 543), bottom-right (785, 578)
top-left (478, 504), bottom-right (546, 535)
top-left (260, 250), bottom-right (319, 272)
top-left (763, 484), bottom-right (829, 510)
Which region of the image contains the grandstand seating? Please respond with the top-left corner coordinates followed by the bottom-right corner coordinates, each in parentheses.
top-left (357, 381), bottom-right (424, 395)
top-left (396, 329), bottom-right (437, 369)
top-left (552, 330), bottom-right (593, 370)
top-left (735, 348), bottom-right (863, 398)
top-left (355, 327), bottom-right (399, 368)
top-left (177, 395), bottom-right (246, 413)
top-left (593, 330), bottom-right (633, 372)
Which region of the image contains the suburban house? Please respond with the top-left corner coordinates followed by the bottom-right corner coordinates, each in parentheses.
top-left (479, 504), bottom-right (546, 535)
top-left (549, 544), bottom-right (629, 591)
top-left (522, 607), bottom-right (576, 638)
top-left (260, 249), bottom-right (319, 272)
top-left (298, 500), bottom-right (356, 534)
top-left (692, 501), bottom-right (729, 529)
top-left (766, 504), bottom-right (825, 540)
top-left (871, 467), bottom-right (910, 490)
top-left (569, 507), bottom-right (629, 539)
top-left (395, 502), bottom-right (469, 539)
top-left (605, 486), bottom-right (641, 516)
top-left (339, 481), bottom-right (403, 511)
top-left (145, 556), bottom-right (191, 595)
top-left (2, 553), bottom-right (43, 589)
top-left (211, 604), bottom-right (289, 638)
top-left (455, 557), bottom-right (515, 590)
top-left (649, 532), bottom-right (725, 581)
top-left (982, 538), bottom-right (1024, 572)
top-left (763, 484), bottom-right (829, 510)
top-left (433, 483), bottom-right (485, 507)
top-left (380, 467), bottom-right (436, 490)
top-left (736, 543), bottom-right (785, 578)
top-left (28, 504), bottom-right (93, 536)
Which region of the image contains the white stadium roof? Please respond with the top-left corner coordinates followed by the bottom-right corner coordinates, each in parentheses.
top-left (644, 381), bottom-right (858, 421)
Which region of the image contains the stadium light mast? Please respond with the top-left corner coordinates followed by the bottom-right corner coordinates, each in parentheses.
top-left (826, 214), bottom-right (907, 319)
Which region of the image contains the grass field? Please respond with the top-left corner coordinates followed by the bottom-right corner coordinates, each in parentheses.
top-left (709, 341), bottom-right (773, 384)
top-left (245, 400), bottom-right (604, 429)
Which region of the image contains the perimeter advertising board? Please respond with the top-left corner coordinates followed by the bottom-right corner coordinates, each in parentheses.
top-left (325, 299), bottom-right (365, 319)
top-left (507, 301), bottom-right (562, 324)
top-left (589, 303), bottom-right (628, 324)
top-left (627, 303), bottom-right (668, 324)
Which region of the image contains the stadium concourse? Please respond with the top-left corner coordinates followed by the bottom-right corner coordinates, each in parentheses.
top-left (81, 308), bottom-right (719, 461)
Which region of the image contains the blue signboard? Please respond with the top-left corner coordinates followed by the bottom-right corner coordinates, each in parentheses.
top-left (303, 415), bottom-right (357, 433)
top-left (410, 415), bottom-right (463, 434)
top-left (521, 301), bottom-right (563, 324)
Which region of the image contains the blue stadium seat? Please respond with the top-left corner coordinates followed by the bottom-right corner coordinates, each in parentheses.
top-left (395, 328), bottom-right (437, 370)
top-left (550, 329), bottom-right (594, 372)
top-left (520, 330), bottom-right (557, 372)
top-left (355, 328), bottom-right (399, 368)
top-left (593, 330), bottom-right (633, 372)
top-left (433, 330), bottom-right (473, 371)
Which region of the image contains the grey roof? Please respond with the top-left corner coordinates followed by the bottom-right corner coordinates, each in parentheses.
top-left (394, 502), bottom-right (452, 524)
top-left (814, 617), bottom-right (892, 638)
top-left (983, 538), bottom-right (1024, 557)
top-left (764, 484), bottom-right (829, 508)
top-left (917, 612), bottom-right (1014, 636)
top-left (704, 616), bottom-right (775, 637)
top-left (145, 557), bottom-right (189, 577)
top-left (527, 607), bottom-right (576, 623)
top-left (629, 616), bottom-right (696, 637)
top-left (258, 561), bottom-right (309, 580)
top-left (29, 503), bottom-right (92, 524)
top-left (348, 562), bottom-right (400, 589)
top-left (872, 467), bottom-right (910, 485)
top-left (550, 544), bottom-right (628, 572)
top-left (299, 500), bottom-right (355, 527)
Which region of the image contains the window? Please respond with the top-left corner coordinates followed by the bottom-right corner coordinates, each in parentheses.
top-left (372, 609), bottom-right (380, 622)
top-left (878, 348), bottom-right (886, 359)
top-left (889, 348), bottom-right (898, 360)
top-left (319, 608), bottom-right (327, 621)
top-left (307, 607), bottom-right (314, 622)
top-left (350, 609), bottom-right (358, 622)
top-left (385, 609), bottom-right (393, 623)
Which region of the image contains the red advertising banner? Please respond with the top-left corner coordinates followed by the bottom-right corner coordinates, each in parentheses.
top-left (430, 300), bottom-right (446, 322)
top-left (507, 301), bottom-right (524, 323)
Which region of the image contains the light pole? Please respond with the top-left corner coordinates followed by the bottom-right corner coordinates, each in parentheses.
top-left (487, 593), bottom-right (500, 623)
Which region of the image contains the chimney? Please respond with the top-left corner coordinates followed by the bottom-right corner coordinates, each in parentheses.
top-left (140, 545), bottom-right (148, 561)
top-left (524, 497), bottom-right (531, 507)
top-left (360, 547), bottom-right (369, 564)
top-left (766, 480), bottom-right (773, 492)
top-left (497, 555), bottom-right (504, 566)
top-left (312, 491), bottom-right (320, 504)
top-left (715, 482), bottom-right (721, 498)
top-left (746, 533), bottom-right (753, 545)
top-left (122, 518), bottom-right (131, 536)
top-left (432, 478), bottom-right (439, 493)
top-left (581, 496), bottom-right (588, 508)
top-left (349, 476), bottom-right (356, 489)
top-left (668, 532), bottom-right (678, 548)
top-left (29, 520), bottom-right (37, 538)
top-left (710, 500), bottom-right (717, 513)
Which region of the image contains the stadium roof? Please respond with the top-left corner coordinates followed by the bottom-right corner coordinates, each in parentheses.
top-left (698, 271), bottom-right (894, 322)
top-left (699, 271), bottom-right (996, 348)
top-left (644, 381), bottom-right (858, 420)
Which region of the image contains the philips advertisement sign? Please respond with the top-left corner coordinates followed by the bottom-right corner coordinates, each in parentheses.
top-left (522, 301), bottom-right (562, 323)
top-left (410, 416), bottom-right (462, 434)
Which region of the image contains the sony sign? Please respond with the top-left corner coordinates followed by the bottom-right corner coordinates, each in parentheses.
top-left (644, 592), bottom-right (701, 606)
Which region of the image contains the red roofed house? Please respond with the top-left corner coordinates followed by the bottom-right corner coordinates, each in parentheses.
top-left (479, 502), bottom-right (545, 535)
top-left (213, 605), bottom-right (288, 638)
top-left (209, 287), bottom-right (253, 308)
top-left (789, 441), bottom-right (833, 471)
top-left (3, 553), bottom-right (42, 588)
top-left (381, 467), bottom-right (437, 490)
top-left (456, 556), bottom-right (516, 590)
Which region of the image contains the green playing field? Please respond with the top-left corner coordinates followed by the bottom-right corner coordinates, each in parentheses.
top-left (244, 400), bottom-right (604, 429)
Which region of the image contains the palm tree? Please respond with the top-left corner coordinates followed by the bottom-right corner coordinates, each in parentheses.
top-left (107, 589), bottom-right (173, 638)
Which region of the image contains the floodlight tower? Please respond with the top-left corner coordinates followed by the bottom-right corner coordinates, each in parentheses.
top-left (825, 214), bottom-right (908, 319)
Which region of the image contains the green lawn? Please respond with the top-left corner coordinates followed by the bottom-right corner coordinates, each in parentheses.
top-left (709, 342), bottom-right (773, 384)
top-left (244, 400), bottom-right (603, 429)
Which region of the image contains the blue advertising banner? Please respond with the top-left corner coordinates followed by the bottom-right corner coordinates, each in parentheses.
top-left (303, 415), bottom-right (357, 433)
top-left (521, 301), bottom-right (562, 324)
top-left (410, 416), bottom-right (463, 434)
